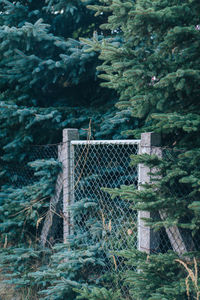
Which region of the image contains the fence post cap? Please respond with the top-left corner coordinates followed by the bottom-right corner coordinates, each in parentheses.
top-left (140, 132), bottom-right (161, 147)
top-left (63, 128), bottom-right (79, 142)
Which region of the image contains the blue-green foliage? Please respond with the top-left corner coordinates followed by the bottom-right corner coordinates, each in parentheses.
top-left (1, 0), bottom-right (200, 299)
top-left (0, 0), bottom-right (136, 298)
top-left (0, 0), bottom-right (128, 244)
top-left (0, 158), bottom-right (61, 243)
top-left (75, 0), bottom-right (200, 299)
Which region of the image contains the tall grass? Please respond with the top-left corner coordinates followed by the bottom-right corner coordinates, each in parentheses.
top-left (176, 258), bottom-right (200, 300)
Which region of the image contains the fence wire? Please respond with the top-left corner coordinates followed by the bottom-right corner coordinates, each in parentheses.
top-left (3, 140), bottom-right (200, 277)
top-left (72, 142), bottom-right (139, 273)
top-left (3, 145), bottom-right (58, 188)
top-left (1, 144), bottom-right (64, 245)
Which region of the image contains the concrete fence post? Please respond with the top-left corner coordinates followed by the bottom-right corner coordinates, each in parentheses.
top-left (40, 144), bottom-right (63, 247)
top-left (62, 128), bottom-right (79, 243)
top-left (138, 132), bottom-right (161, 254)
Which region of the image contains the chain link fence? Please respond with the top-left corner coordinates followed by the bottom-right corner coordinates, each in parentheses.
top-left (3, 145), bottom-right (58, 188)
top-left (1, 144), bottom-right (64, 245)
top-left (71, 141), bottom-right (139, 272)
top-left (2, 132), bottom-right (200, 300)
top-left (3, 136), bottom-right (200, 273)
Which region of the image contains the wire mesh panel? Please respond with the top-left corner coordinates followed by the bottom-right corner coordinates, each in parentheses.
top-left (3, 145), bottom-right (58, 188)
top-left (71, 140), bottom-right (139, 273)
top-left (1, 144), bottom-right (64, 245)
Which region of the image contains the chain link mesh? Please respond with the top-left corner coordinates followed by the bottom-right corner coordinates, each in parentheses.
top-left (1, 145), bottom-right (64, 245)
top-left (4, 145), bottom-right (58, 188)
top-left (3, 140), bottom-right (199, 264)
top-left (72, 142), bottom-right (139, 273)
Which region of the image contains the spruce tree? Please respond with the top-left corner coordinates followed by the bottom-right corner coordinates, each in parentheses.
top-left (0, 0), bottom-right (132, 298)
top-left (0, 0), bottom-right (134, 244)
top-left (1, 0), bottom-right (200, 298)
top-left (77, 0), bottom-right (200, 298)
top-left (0, 0), bottom-right (138, 298)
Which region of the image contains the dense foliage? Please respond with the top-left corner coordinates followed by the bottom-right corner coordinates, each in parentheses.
top-left (0, 0), bottom-right (133, 298)
top-left (77, 0), bottom-right (200, 299)
top-left (86, 0), bottom-right (200, 238)
top-left (0, 0), bottom-right (134, 246)
top-left (1, 0), bottom-right (200, 299)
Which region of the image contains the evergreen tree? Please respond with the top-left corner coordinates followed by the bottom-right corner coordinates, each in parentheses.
top-left (0, 0), bottom-right (136, 298)
top-left (2, 0), bottom-right (200, 298)
top-left (0, 0), bottom-right (135, 244)
top-left (77, 0), bottom-right (200, 298)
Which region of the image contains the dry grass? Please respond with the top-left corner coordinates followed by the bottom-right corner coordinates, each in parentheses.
top-left (176, 258), bottom-right (200, 300)
top-left (0, 272), bottom-right (38, 300)
top-left (0, 276), bottom-right (20, 300)
top-left (0, 281), bottom-right (39, 300)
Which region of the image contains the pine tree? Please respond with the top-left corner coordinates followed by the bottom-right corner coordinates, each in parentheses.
top-left (77, 0), bottom-right (200, 298)
top-left (2, 0), bottom-right (200, 298)
top-left (0, 0), bottom-right (134, 243)
top-left (0, 1), bottom-right (138, 298)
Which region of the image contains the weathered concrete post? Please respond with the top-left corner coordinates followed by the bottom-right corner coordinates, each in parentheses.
top-left (138, 132), bottom-right (161, 253)
top-left (62, 128), bottom-right (79, 243)
top-left (138, 132), bottom-right (195, 255)
top-left (40, 144), bottom-right (63, 247)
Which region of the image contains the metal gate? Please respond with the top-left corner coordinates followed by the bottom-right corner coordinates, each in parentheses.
top-left (70, 139), bottom-right (139, 271)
